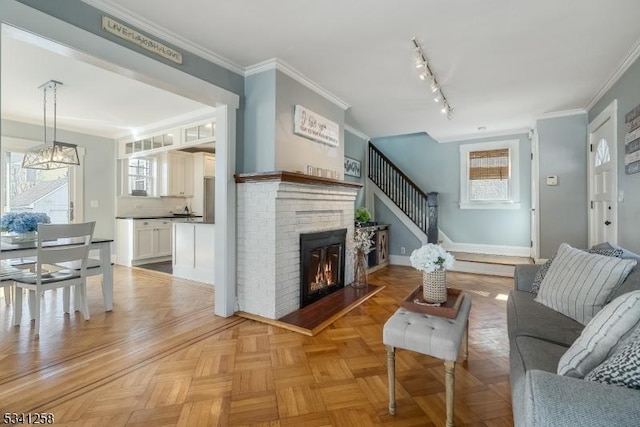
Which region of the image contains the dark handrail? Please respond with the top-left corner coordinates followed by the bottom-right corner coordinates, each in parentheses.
top-left (368, 143), bottom-right (429, 200)
top-left (368, 142), bottom-right (438, 243)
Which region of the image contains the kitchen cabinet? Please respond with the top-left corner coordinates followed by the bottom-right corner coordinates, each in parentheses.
top-left (116, 219), bottom-right (172, 266)
top-left (160, 151), bottom-right (194, 197)
top-left (203, 154), bottom-right (215, 177)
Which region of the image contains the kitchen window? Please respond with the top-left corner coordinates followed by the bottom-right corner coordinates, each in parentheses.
top-left (459, 139), bottom-right (520, 209)
top-left (127, 157), bottom-right (156, 197)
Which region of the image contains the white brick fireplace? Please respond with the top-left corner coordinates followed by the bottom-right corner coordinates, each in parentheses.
top-left (236, 172), bottom-right (361, 319)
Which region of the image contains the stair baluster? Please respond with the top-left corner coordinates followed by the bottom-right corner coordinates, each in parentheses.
top-left (367, 142), bottom-right (438, 244)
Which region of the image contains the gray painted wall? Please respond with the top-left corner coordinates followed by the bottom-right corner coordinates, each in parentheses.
top-left (589, 56), bottom-right (640, 254)
top-left (344, 129), bottom-right (367, 207)
top-left (536, 114), bottom-right (588, 257)
top-left (374, 194), bottom-right (421, 257)
top-left (242, 69), bottom-right (346, 174)
top-left (274, 71), bottom-right (345, 173)
top-left (2, 119), bottom-right (116, 240)
top-left (244, 70), bottom-right (276, 172)
top-left (371, 132), bottom-right (531, 254)
top-left (15, 0), bottom-right (244, 96)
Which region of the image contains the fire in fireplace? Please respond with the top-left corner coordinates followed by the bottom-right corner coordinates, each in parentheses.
top-left (300, 228), bottom-right (346, 307)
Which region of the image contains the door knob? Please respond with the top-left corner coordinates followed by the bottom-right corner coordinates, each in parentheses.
top-left (604, 220), bottom-right (612, 226)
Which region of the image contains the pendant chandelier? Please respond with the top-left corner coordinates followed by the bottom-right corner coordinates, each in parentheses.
top-left (22, 80), bottom-right (80, 170)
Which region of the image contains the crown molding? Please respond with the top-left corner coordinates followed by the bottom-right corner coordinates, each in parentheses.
top-left (246, 58), bottom-right (351, 111)
top-left (585, 36), bottom-right (640, 111)
top-left (344, 124), bottom-right (369, 141)
top-left (81, 0), bottom-right (245, 75)
top-left (437, 127), bottom-right (531, 143)
top-left (536, 109), bottom-right (587, 120)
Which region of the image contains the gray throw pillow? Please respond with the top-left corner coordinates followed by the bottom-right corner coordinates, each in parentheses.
top-left (534, 243), bottom-right (637, 324)
top-left (557, 290), bottom-right (640, 378)
top-left (530, 248), bottom-right (623, 295)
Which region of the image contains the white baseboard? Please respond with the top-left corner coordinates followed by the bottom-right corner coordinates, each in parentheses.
top-left (449, 260), bottom-right (514, 277)
top-left (390, 255), bottom-right (514, 277)
top-left (389, 255), bottom-right (411, 266)
top-left (371, 178), bottom-right (530, 259)
top-left (440, 238), bottom-right (531, 257)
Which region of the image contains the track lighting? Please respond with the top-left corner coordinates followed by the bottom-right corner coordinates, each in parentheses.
top-left (412, 37), bottom-right (453, 120)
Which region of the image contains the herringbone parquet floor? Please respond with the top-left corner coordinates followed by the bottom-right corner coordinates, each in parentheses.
top-left (0, 265), bottom-right (514, 426)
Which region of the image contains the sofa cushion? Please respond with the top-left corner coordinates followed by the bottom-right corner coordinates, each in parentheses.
top-left (508, 290), bottom-right (583, 347)
top-left (557, 290), bottom-right (640, 378)
top-left (585, 327), bottom-right (640, 390)
top-left (535, 243), bottom-right (637, 325)
top-left (513, 336), bottom-right (569, 375)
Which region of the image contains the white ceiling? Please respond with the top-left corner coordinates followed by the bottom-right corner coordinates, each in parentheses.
top-left (4, 1), bottom-right (640, 143)
top-left (1, 29), bottom-right (212, 139)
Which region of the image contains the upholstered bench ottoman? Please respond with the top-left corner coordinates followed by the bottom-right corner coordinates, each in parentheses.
top-left (383, 295), bottom-right (472, 427)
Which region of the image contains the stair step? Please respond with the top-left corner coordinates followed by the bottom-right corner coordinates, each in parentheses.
top-left (451, 252), bottom-right (533, 267)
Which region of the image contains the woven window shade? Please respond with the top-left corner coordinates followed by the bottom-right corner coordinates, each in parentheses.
top-left (469, 148), bottom-right (509, 180)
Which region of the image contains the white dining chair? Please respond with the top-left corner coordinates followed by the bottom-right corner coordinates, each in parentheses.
top-left (13, 222), bottom-right (95, 337)
top-left (52, 257), bottom-right (113, 311)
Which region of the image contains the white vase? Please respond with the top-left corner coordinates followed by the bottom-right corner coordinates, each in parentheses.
top-left (1, 231), bottom-right (38, 244)
top-left (422, 268), bottom-right (447, 303)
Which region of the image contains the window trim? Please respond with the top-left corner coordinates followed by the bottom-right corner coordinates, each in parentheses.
top-left (459, 139), bottom-right (521, 210)
top-left (125, 156), bottom-right (157, 197)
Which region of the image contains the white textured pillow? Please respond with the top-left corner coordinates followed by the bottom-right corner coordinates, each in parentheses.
top-left (557, 290), bottom-right (640, 378)
top-left (535, 243), bottom-right (637, 325)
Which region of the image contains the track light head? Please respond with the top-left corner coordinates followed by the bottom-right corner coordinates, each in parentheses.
top-left (411, 36), bottom-right (453, 119)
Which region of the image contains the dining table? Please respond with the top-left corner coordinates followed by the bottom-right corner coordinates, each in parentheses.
top-left (0, 237), bottom-right (114, 311)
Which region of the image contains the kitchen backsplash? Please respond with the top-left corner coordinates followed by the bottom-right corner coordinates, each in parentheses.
top-left (117, 196), bottom-right (194, 217)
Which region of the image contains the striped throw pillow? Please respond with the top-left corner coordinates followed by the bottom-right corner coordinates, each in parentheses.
top-left (557, 290), bottom-right (640, 378)
top-left (535, 243), bottom-right (637, 325)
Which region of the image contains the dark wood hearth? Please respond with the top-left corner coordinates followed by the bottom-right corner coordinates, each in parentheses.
top-left (235, 284), bottom-right (384, 336)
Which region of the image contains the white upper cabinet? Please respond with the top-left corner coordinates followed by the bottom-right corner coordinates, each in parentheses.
top-left (204, 154), bottom-right (215, 177)
top-left (160, 151), bottom-right (194, 197)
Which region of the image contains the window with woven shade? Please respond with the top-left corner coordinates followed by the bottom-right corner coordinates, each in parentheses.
top-left (459, 140), bottom-right (521, 209)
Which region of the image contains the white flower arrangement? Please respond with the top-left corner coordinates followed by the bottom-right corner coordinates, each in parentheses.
top-left (352, 226), bottom-right (375, 255)
top-left (410, 243), bottom-right (455, 273)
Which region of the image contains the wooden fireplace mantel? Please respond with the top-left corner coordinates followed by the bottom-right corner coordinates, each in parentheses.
top-left (234, 171), bottom-right (363, 189)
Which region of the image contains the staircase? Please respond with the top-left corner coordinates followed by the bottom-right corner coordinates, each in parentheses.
top-left (367, 142), bottom-right (532, 277)
top-left (368, 142), bottom-right (438, 243)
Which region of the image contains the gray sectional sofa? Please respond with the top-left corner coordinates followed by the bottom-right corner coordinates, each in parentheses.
top-left (507, 247), bottom-right (640, 427)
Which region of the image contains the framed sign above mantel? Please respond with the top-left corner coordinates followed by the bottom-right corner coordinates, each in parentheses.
top-left (293, 105), bottom-right (339, 147)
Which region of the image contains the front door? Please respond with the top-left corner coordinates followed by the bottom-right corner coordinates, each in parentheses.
top-left (588, 101), bottom-right (618, 247)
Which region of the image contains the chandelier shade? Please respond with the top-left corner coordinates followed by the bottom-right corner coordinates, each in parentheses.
top-left (21, 141), bottom-right (80, 170)
top-left (22, 80), bottom-right (80, 170)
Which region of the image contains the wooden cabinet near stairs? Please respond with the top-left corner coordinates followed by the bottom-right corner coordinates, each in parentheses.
top-left (362, 224), bottom-right (389, 273)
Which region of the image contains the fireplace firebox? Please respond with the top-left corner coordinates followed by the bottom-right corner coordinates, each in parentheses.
top-left (299, 228), bottom-right (347, 308)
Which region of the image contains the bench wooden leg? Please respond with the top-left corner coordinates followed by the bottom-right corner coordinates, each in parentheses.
top-left (445, 360), bottom-right (455, 427)
top-left (463, 320), bottom-right (469, 360)
top-left (386, 345), bottom-right (396, 415)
